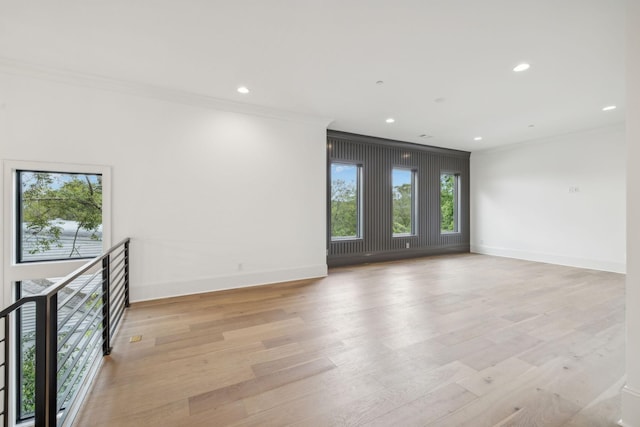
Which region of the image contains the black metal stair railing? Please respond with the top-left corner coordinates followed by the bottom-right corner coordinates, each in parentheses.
top-left (0, 237), bottom-right (130, 427)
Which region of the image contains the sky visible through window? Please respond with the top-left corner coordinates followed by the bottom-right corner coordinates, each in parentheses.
top-left (392, 168), bottom-right (411, 188)
top-left (331, 163), bottom-right (357, 184)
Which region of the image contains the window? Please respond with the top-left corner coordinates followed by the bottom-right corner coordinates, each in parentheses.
top-left (17, 170), bottom-right (103, 263)
top-left (330, 163), bottom-right (362, 240)
top-left (392, 168), bottom-right (416, 236)
top-left (440, 172), bottom-right (460, 233)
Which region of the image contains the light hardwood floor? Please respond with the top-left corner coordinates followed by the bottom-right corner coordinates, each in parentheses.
top-left (76, 254), bottom-right (625, 426)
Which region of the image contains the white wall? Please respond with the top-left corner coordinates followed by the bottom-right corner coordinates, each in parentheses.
top-left (0, 69), bottom-right (329, 303)
top-left (471, 124), bottom-right (626, 273)
top-left (622, 0), bottom-right (640, 424)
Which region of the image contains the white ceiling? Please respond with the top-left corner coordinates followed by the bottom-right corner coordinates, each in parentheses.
top-left (0, 0), bottom-right (626, 151)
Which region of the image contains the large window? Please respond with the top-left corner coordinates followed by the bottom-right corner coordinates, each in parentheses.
top-left (8, 166), bottom-right (108, 424)
top-left (330, 163), bottom-right (362, 240)
top-left (17, 171), bottom-right (103, 263)
top-left (392, 168), bottom-right (416, 236)
top-left (441, 172), bottom-right (460, 233)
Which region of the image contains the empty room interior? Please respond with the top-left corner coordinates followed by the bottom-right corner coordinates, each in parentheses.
top-left (1, 1), bottom-right (639, 426)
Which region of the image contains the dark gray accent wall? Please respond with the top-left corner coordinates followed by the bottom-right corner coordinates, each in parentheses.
top-left (327, 130), bottom-right (470, 267)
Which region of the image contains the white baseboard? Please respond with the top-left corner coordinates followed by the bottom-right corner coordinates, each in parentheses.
top-left (621, 385), bottom-right (640, 427)
top-left (470, 244), bottom-right (626, 274)
top-left (130, 264), bottom-right (328, 302)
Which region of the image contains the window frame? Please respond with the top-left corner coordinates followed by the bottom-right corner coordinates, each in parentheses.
top-left (329, 161), bottom-right (363, 241)
top-left (440, 171), bottom-right (461, 234)
top-left (391, 167), bottom-right (418, 237)
top-left (15, 169), bottom-right (105, 264)
top-left (3, 160), bottom-right (111, 304)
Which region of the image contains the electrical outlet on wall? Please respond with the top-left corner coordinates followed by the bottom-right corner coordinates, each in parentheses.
top-left (406, 242), bottom-right (410, 249)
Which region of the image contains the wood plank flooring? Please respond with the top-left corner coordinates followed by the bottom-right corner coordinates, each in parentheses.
top-left (75, 254), bottom-right (625, 426)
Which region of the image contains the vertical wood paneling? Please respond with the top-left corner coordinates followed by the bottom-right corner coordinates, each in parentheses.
top-left (327, 131), bottom-right (470, 266)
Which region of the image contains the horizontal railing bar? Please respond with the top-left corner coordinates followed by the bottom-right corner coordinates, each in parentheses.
top-left (111, 278), bottom-right (125, 299)
top-left (40, 238), bottom-right (130, 298)
top-left (57, 303), bottom-right (103, 372)
top-left (57, 279), bottom-right (103, 334)
top-left (57, 335), bottom-right (101, 402)
top-left (57, 292), bottom-right (103, 352)
top-left (57, 333), bottom-right (101, 393)
top-left (110, 280), bottom-right (126, 303)
top-left (110, 295), bottom-right (124, 319)
top-left (109, 267), bottom-right (125, 290)
top-left (57, 290), bottom-right (103, 349)
top-left (0, 296), bottom-right (41, 318)
top-left (109, 270), bottom-right (123, 291)
top-left (109, 256), bottom-right (126, 275)
top-left (110, 280), bottom-right (125, 301)
top-left (57, 337), bottom-right (102, 415)
top-left (58, 268), bottom-right (103, 309)
top-left (110, 291), bottom-right (126, 317)
top-left (57, 321), bottom-right (102, 398)
top-left (110, 273), bottom-right (125, 294)
top-left (110, 252), bottom-right (126, 271)
top-left (57, 320), bottom-right (102, 391)
top-left (109, 247), bottom-right (125, 262)
top-left (109, 313), bottom-right (124, 336)
top-left (110, 308), bottom-right (125, 338)
top-left (110, 290), bottom-right (124, 310)
top-left (110, 301), bottom-right (123, 321)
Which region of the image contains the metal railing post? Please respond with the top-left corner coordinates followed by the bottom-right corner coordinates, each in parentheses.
top-left (33, 297), bottom-right (47, 426)
top-left (46, 294), bottom-right (58, 426)
top-left (34, 295), bottom-right (58, 427)
top-left (124, 240), bottom-right (130, 308)
top-left (102, 256), bottom-right (111, 356)
top-left (2, 317), bottom-right (9, 427)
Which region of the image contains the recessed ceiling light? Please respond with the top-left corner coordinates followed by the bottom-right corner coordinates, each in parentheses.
top-left (386, 118), bottom-right (395, 123)
top-left (434, 97), bottom-right (445, 103)
top-left (474, 136), bottom-right (483, 141)
top-left (528, 124), bottom-right (535, 128)
top-left (419, 134), bottom-right (432, 138)
top-left (513, 63), bottom-right (530, 72)
top-left (602, 105), bottom-right (617, 111)
top-left (376, 80), bottom-right (384, 85)
top-left (237, 86), bottom-right (250, 94)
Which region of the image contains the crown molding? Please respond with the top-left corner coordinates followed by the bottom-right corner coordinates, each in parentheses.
top-left (470, 122), bottom-right (625, 156)
top-left (0, 56), bottom-right (334, 127)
